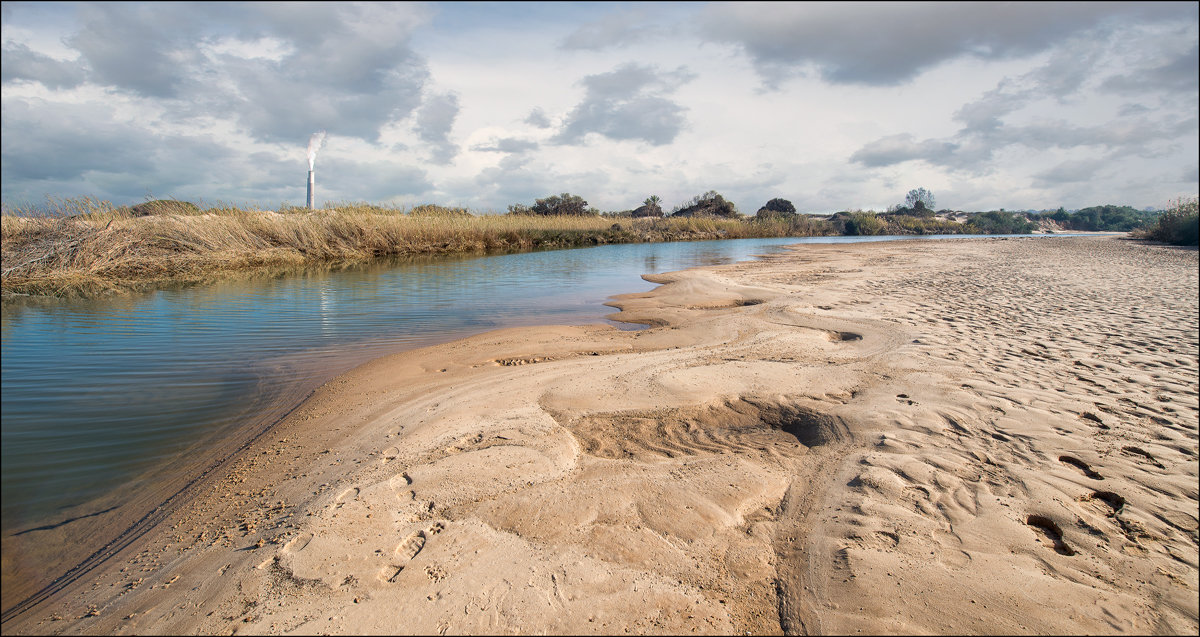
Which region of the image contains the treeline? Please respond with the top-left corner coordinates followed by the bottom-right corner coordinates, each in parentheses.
top-left (496, 190), bottom-right (1179, 237)
top-left (1031, 205), bottom-right (1160, 232)
top-left (497, 190), bottom-right (1051, 237)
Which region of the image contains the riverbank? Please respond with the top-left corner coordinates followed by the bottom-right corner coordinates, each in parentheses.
top-left (2, 236), bottom-right (1196, 634)
top-left (0, 207), bottom-right (825, 299)
top-left (3, 199), bottom-right (1090, 301)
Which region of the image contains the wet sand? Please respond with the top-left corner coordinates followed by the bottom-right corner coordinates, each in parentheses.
top-left (2, 235), bottom-right (1196, 635)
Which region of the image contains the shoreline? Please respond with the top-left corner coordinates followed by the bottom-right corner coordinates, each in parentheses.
top-left (2, 236), bottom-right (1196, 634)
top-left (2, 196), bottom-right (1127, 301)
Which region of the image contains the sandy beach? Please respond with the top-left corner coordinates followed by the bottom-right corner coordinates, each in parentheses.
top-left (2, 235), bottom-right (1196, 635)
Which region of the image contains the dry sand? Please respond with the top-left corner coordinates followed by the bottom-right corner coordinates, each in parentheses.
top-left (2, 235), bottom-right (1197, 635)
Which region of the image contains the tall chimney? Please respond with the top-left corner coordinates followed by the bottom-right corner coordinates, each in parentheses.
top-left (306, 170), bottom-right (315, 210)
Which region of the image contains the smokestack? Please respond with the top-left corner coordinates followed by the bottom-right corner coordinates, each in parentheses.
top-left (306, 169), bottom-right (315, 210)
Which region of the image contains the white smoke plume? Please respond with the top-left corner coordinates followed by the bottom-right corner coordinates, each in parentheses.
top-left (306, 130), bottom-right (327, 171)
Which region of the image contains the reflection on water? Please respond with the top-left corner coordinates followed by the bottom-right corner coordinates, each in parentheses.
top-left (0, 238), bottom-right (803, 532)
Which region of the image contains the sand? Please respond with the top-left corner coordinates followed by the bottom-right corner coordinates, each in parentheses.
top-left (2, 235), bottom-right (1196, 635)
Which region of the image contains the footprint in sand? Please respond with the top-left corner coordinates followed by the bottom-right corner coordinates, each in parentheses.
top-left (382, 530), bottom-right (427, 582)
top-left (282, 533), bottom-right (313, 554)
top-left (1058, 455), bottom-right (1104, 480)
top-left (1026, 515), bottom-right (1076, 556)
top-left (256, 532), bottom-right (312, 570)
top-left (1121, 446), bottom-right (1165, 469)
top-left (381, 446), bottom-right (399, 463)
top-left (1083, 491), bottom-right (1126, 516)
top-left (335, 487), bottom-right (360, 507)
top-left (389, 473), bottom-right (416, 502)
top-left (1079, 411), bottom-right (1109, 429)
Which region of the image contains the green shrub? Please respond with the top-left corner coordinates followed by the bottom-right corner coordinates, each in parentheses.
top-left (529, 193), bottom-right (593, 216)
top-left (844, 212), bottom-right (884, 236)
top-left (756, 198), bottom-right (797, 219)
top-left (882, 214), bottom-right (967, 234)
top-left (671, 191), bottom-right (739, 218)
top-left (1139, 197), bottom-right (1198, 246)
top-left (967, 210), bottom-right (1035, 234)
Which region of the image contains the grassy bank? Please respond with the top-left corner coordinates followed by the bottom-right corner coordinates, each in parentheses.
top-left (1132, 197), bottom-right (1199, 246)
top-left (1, 200), bottom-right (832, 298)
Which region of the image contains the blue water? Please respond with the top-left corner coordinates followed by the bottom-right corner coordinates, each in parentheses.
top-left (0, 233), bottom-right (1084, 532)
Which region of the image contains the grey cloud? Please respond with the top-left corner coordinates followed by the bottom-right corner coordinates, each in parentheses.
top-left (849, 134), bottom-right (959, 168)
top-left (553, 63), bottom-right (695, 146)
top-left (1118, 103), bottom-right (1152, 116)
top-left (472, 159), bottom-right (611, 209)
top-left (0, 97), bottom-right (245, 203)
top-left (472, 163), bottom-right (558, 207)
top-left (0, 90), bottom-right (432, 206)
top-left (67, 2), bottom-right (207, 98)
top-left (1, 42), bottom-right (86, 88)
top-left (470, 138), bottom-right (539, 154)
top-left (1182, 164), bottom-right (1199, 184)
top-left (221, 56), bottom-right (428, 143)
top-left (1006, 116), bottom-right (1198, 151)
top-left (579, 63), bottom-right (693, 98)
top-left (952, 84), bottom-right (1029, 132)
top-left (317, 157), bottom-right (432, 204)
top-left (852, 110), bottom-right (1196, 172)
top-left (1102, 44), bottom-right (1199, 94)
top-left (1033, 158), bottom-right (1109, 186)
top-left (0, 99), bottom-right (158, 182)
top-left (524, 108), bottom-right (552, 128)
top-left (697, 2), bottom-right (1197, 87)
top-left (413, 92), bottom-right (460, 165)
top-left (55, 3), bottom-right (432, 144)
top-left (854, 30), bottom-right (1199, 175)
top-left (949, 33), bottom-right (1132, 137)
top-left (234, 2), bottom-right (350, 45)
top-left (559, 9), bottom-right (654, 51)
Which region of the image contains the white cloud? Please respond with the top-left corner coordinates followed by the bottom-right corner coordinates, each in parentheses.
top-left (1, 1), bottom-right (1197, 212)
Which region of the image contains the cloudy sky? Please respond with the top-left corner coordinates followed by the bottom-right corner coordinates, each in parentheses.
top-left (2, 1), bottom-right (1197, 213)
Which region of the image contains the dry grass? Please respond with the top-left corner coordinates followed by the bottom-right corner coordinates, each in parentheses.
top-left (2, 199), bottom-right (827, 299)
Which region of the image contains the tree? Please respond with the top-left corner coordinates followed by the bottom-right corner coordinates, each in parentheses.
top-left (670, 191), bottom-right (739, 218)
top-left (529, 192), bottom-right (593, 216)
top-left (904, 188), bottom-right (935, 212)
top-left (756, 198), bottom-right (797, 219)
top-left (633, 195), bottom-right (664, 218)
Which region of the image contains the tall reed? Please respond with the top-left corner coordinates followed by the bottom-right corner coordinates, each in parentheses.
top-left (2, 199), bottom-right (828, 298)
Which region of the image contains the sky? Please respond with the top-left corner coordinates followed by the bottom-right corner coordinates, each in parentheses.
top-left (2, 1), bottom-right (1197, 214)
